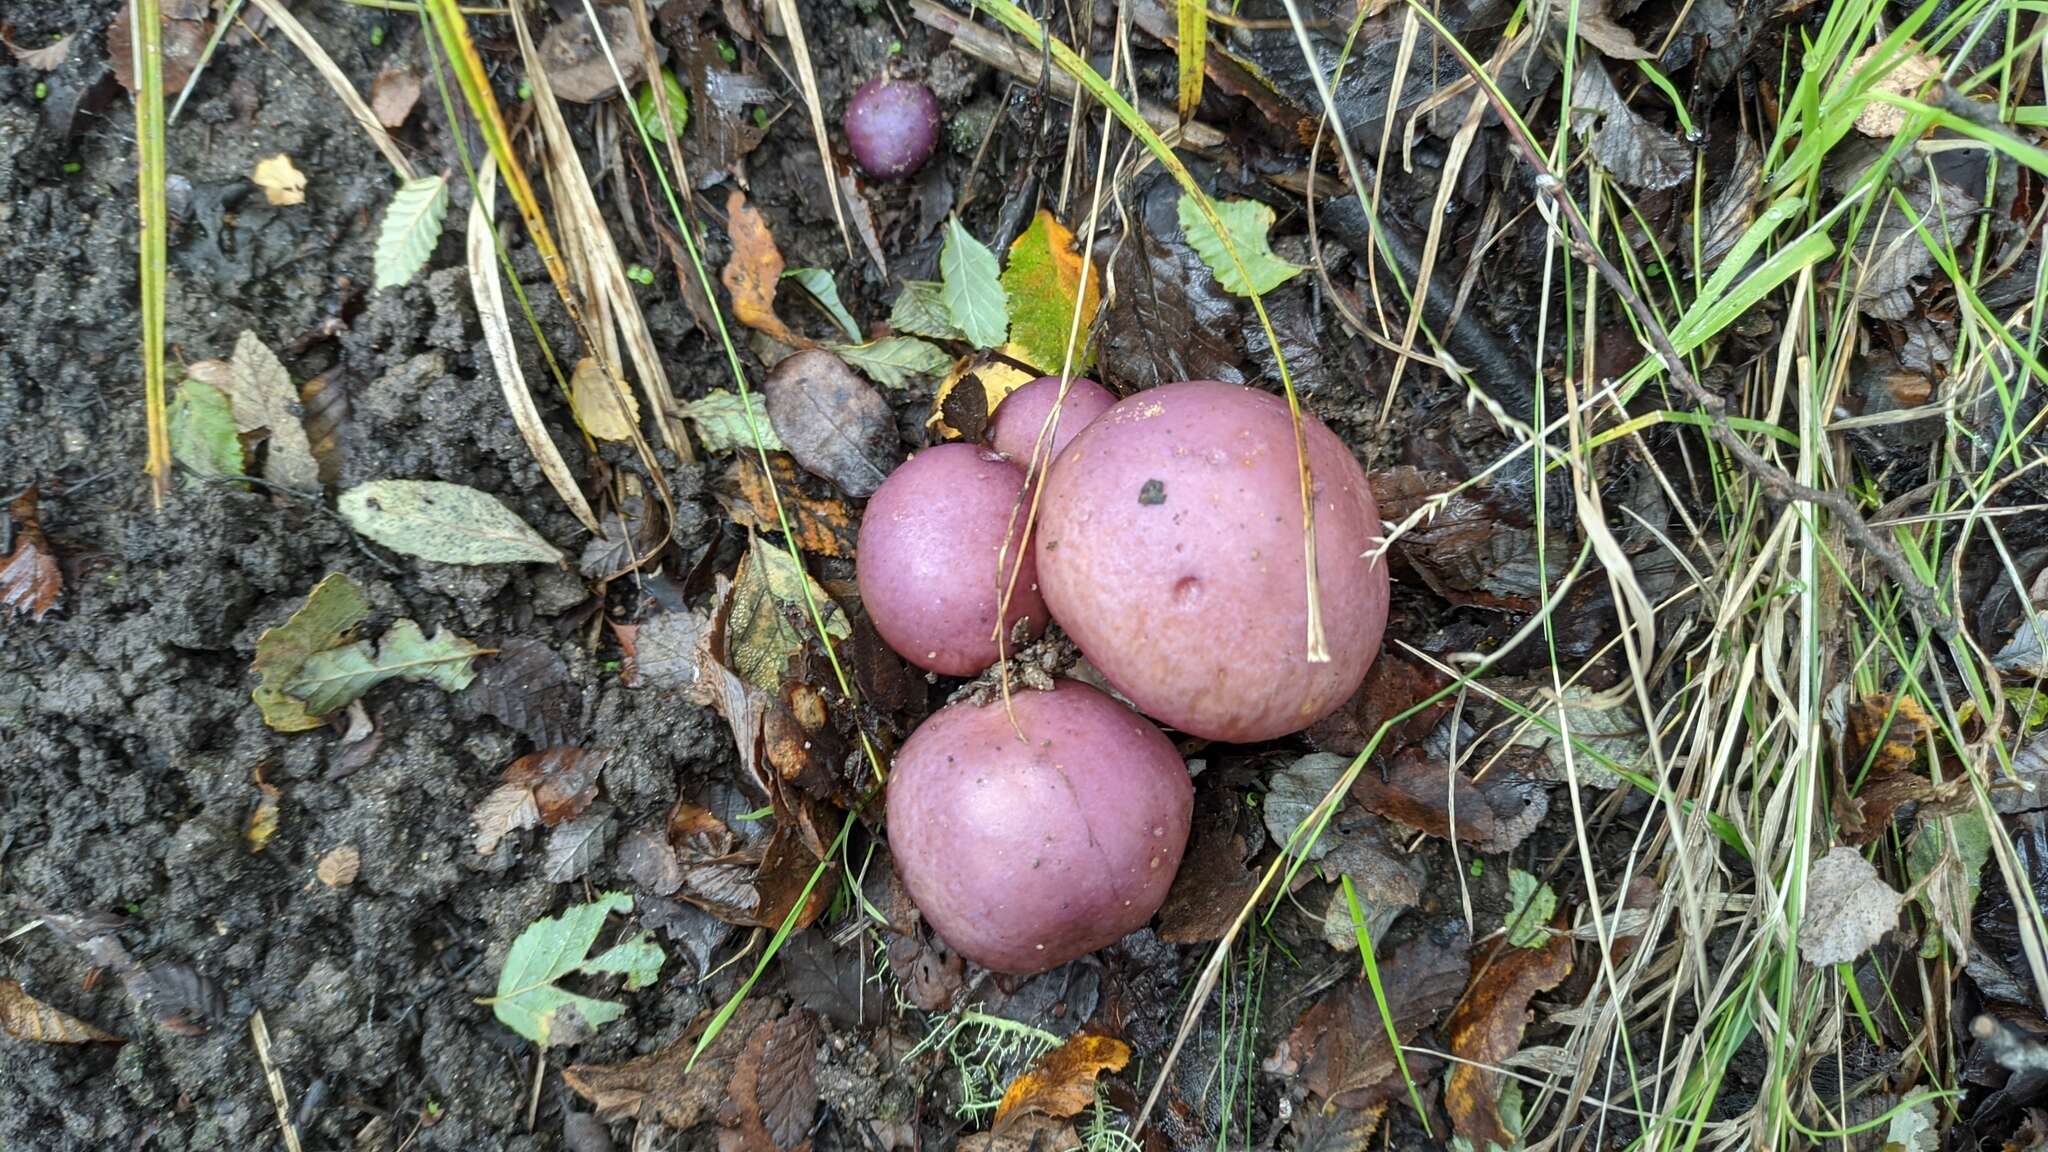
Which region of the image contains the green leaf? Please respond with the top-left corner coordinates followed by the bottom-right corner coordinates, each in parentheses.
top-left (251, 573), bottom-right (370, 732)
top-left (999, 209), bottom-right (1099, 374)
top-left (631, 69), bottom-right (690, 141)
top-left (889, 279), bottom-right (964, 340)
top-left (1175, 193), bottom-right (1302, 297)
top-left (338, 479), bottom-right (564, 566)
top-left (784, 267), bottom-right (863, 344)
top-left (1905, 810), bottom-right (1991, 959)
top-left (940, 218), bottom-right (1008, 349)
top-left (169, 377), bottom-right (243, 481)
top-left (1504, 869), bottom-right (1556, 949)
top-left (286, 618), bottom-right (484, 716)
top-left (684, 389), bottom-right (782, 455)
top-left (728, 536), bottom-right (851, 690)
top-left (585, 932), bottom-right (665, 991)
top-left (374, 174), bottom-right (450, 291)
top-left (830, 337), bottom-right (954, 390)
top-left (488, 892), bottom-right (659, 1046)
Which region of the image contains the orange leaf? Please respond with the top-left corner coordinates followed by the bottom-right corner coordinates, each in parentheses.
top-left (722, 189), bottom-right (799, 346)
top-left (1442, 929), bottom-right (1573, 1149)
top-left (993, 1033), bottom-right (1131, 1129)
top-left (2, 486), bottom-right (62, 622)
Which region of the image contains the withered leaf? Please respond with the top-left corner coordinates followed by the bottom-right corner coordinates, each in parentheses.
top-left (545, 805), bottom-right (614, 884)
top-left (717, 452), bottom-right (860, 559)
top-left (108, 1), bottom-right (209, 95)
top-left (251, 154), bottom-right (307, 206)
top-left (245, 771), bottom-right (281, 853)
top-left (994, 1033), bottom-right (1132, 1128)
top-left (1305, 650), bottom-right (1452, 758)
top-left (316, 844), bottom-right (361, 888)
top-left (6, 31), bottom-right (75, 72)
top-left (1287, 1102), bottom-right (1386, 1152)
top-left (1157, 786), bottom-right (1261, 945)
top-left (762, 351), bottom-right (898, 498)
top-left (370, 65), bottom-right (422, 128)
top-left (539, 4), bottom-right (661, 103)
top-left (1797, 845), bottom-right (1902, 966)
top-left (580, 481), bottom-right (664, 580)
top-left (460, 638), bottom-right (577, 748)
top-left (1569, 58), bottom-right (1692, 191)
top-left (507, 747), bottom-right (608, 825)
top-left (732, 1008), bottom-right (821, 1150)
top-left (2, 487), bottom-right (62, 622)
top-left (617, 827), bottom-right (683, 896)
top-left (299, 370), bottom-right (348, 488)
top-left (1353, 749), bottom-right (1548, 854)
top-left (960, 1115), bottom-right (1081, 1152)
top-left (565, 999), bottom-right (775, 1128)
top-left (1286, 930), bottom-right (1466, 1109)
top-left (724, 189), bottom-right (798, 346)
top-left (1443, 929), bottom-right (1573, 1149)
top-left (1369, 467), bottom-right (1542, 610)
top-left (474, 783), bottom-right (542, 856)
top-left (0, 979), bottom-right (121, 1044)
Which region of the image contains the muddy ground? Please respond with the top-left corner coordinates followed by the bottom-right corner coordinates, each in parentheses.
top-left (2, 0), bottom-right (2042, 1149)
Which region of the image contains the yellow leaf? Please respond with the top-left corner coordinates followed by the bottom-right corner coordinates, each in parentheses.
top-left (251, 153), bottom-right (307, 206)
top-left (998, 210), bottom-right (1101, 374)
top-left (246, 770), bottom-right (281, 854)
top-left (0, 979), bottom-right (120, 1044)
top-left (993, 1033), bottom-right (1130, 1129)
top-left (928, 358), bottom-right (1034, 441)
top-left (721, 189), bottom-right (799, 346)
top-left (570, 355), bottom-right (640, 442)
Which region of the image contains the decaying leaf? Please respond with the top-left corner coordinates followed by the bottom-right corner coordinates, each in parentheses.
top-left (1353, 749), bottom-right (1548, 855)
top-left (286, 618), bottom-right (484, 716)
top-left (732, 1007), bottom-right (822, 1149)
top-left (1994, 611), bottom-right (2048, 679)
top-left (2, 487), bottom-right (63, 623)
top-left (245, 768), bottom-right (281, 853)
top-left (1177, 194), bottom-right (1303, 298)
top-left (339, 479), bottom-right (564, 565)
top-left (370, 65), bottom-right (422, 128)
top-left (1443, 929), bottom-right (1573, 1149)
top-left (251, 573), bottom-right (371, 732)
top-left (168, 376), bottom-right (244, 481)
top-left (474, 747), bottom-right (608, 854)
top-left (1306, 649), bottom-right (1453, 758)
top-left (545, 806), bottom-right (615, 884)
top-left (1569, 58), bottom-right (1692, 191)
top-left (229, 331), bottom-right (322, 491)
top-left (1285, 929), bottom-right (1467, 1110)
top-left (685, 389), bottom-right (782, 455)
top-left (1368, 467), bottom-right (1546, 610)
top-left (487, 891), bottom-right (663, 1046)
top-left (930, 358), bottom-right (1035, 441)
top-left (565, 999), bottom-right (775, 1128)
top-left (1851, 45), bottom-right (1940, 137)
top-left (831, 336), bottom-right (955, 390)
top-left (1797, 845), bottom-right (1902, 966)
top-left (251, 154), bottom-right (306, 206)
top-left (728, 536), bottom-right (852, 691)
top-left (539, 4), bottom-right (661, 102)
top-left (581, 481), bottom-right (664, 580)
top-left (0, 979), bottom-right (120, 1044)
top-left (717, 452), bottom-right (860, 559)
top-left (316, 844), bottom-right (361, 888)
top-left (1516, 684), bottom-right (1644, 789)
top-left (666, 797), bottom-right (838, 931)
top-left (299, 370), bottom-right (349, 487)
top-left (1266, 753), bottom-right (1350, 861)
top-left (461, 638), bottom-right (577, 748)
top-left (1835, 692), bottom-right (1939, 844)
top-left (1158, 784), bottom-right (1263, 944)
top-left (1905, 810), bottom-right (1990, 958)
top-left (571, 355), bottom-right (641, 442)
top-left (959, 1115), bottom-right (1082, 1152)
top-left (7, 31), bottom-right (75, 72)
top-left (761, 350), bottom-right (898, 498)
top-left (109, 0), bottom-right (208, 95)
top-left (1504, 869), bottom-right (1556, 949)
top-left (993, 1033), bottom-right (1131, 1128)
top-left (941, 218), bottom-right (1009, 350)
top-left (1000, 209), bottom-right (1102, 374)
top-left (374, 175), bottom-right (451, 292)
top-left (724, 189), bottom-right (799, 346)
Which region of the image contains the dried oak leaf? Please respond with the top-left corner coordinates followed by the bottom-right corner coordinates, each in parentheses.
top-left (1443, 928), bottom-right (1573, 1150)
top-left (993, 1033), bottom-right (1132, 1129)
top-left (0, 979), bottom-right (121, 1044)
top-left (1285, 929), bottom-right (1467, 1109)
top-left (565, 999), bottom-right (775, 1128)
top-left (2, 487), bottom-right (62, 622)
top-left (460, 638), bottom-right (577, 748)
top-left (717, 452), bottom-right (860, 559)
top-left (762, 350), bottom-right (898, 498)
top-left (724, 189), bottom-right (798, 346)
top-left (730, 1007), bottom-right (821, 1150)
top-left (1352, 749), bottom-right (1548, 854)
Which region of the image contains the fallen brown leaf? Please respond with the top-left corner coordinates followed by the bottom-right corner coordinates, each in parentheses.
top-left (1442, 927), bottom-right (1573, 1149)
top-left (958, 1115), bottom-right (1081, 1152)
top-left (1157, 785), bottom-right (1261, 945)
top-left (1305, 650), bottom-right (1453, 758)
top-left (245, 767), bottom-right (281, 853)
top-left (2, 487), bottom-right (62, 622)
top-left (565, 999), bottom-right (774, 1128)
top-left (1837, 693), bottom-right (1937, 845)
top-left (251, 154), bottom-right (307, 206)
top-left (473, 748), bottom-right (607, 854)
top-left (994, 1033), bottom-right (1131, 1129)
top-left (108, 0), bottom-right (208, 94)
top-left (1285, 930), bottom-right (1466, 1109)
top-left (370, 64), bottom-right (422, 128)
top-left (724, 189), bottom-right (799, 346)
top-left (0, 979), bottom-right (121, 1044)
top-left (1352, 749), bottom-right (1548, 854)
top-left (761, 350), bottom-right (898, 499)
top-left (717, 452), bottom-right (860, 559)
top-left (6, 30), bottom-right (75, 71)
top-left (730, 1007), bottom-right (821, 1150)
top-left (316, 844), bottom-right (360, 888)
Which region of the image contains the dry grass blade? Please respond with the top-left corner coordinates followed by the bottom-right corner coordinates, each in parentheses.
top-left (131, 0), bottom-right (170, 506)
top-left (768, 0), bottom-right (854, 259)
top-left (243, 0), bottom-right (417, 181)
top-left (249, 1011), bottom-right (303, 1152)
top-left (1175, 0), bottom-right (1206, 120)
top-left (466, 157), bottom-right (601, 533)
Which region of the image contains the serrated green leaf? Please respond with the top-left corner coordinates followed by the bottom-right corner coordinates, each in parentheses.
top-left (1906, 810), bottom-right (1991, 959)
top-left (339, 479), bottom-right (564, 566)
top-left (685, 389), bottom-right (782, 455)
top-left (251, 573), bottom-right (370, 732)
top-left (1504, 869), bottom-right (1556, 949)
top-left (631, 69), bottom-right (690, 141)
top-left (1176, 193), bottom-right (1302, 297)
top-left (784, 267), bottom-right (863, 344)
top-left (488, 892), bottom-right (658, 1046)
top-left (728, 536), bottom-right (851, 690)
top-left (374, 174), bottom-right (450, 291)
top-left (286, 618), bottom-right (484, 716)
top-left (940, 219), bottom-right (1008, 349)
top-left (999, 209), bottom-right (1100, 374)
top-left (889, 279), bottom-right (963, 340)
top-left (169, 377), bottom-right (243, 481)
top-left (585, 932), bottom-right (664, 991)
top-left (830, 337), bottom-right (954, 390)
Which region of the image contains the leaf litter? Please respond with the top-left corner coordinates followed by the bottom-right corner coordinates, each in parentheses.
top-left (1, 486), bottom-right (62, 623)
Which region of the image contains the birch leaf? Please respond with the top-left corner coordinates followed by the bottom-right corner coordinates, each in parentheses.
top-left (375, 174), bottom-right (450, 291)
